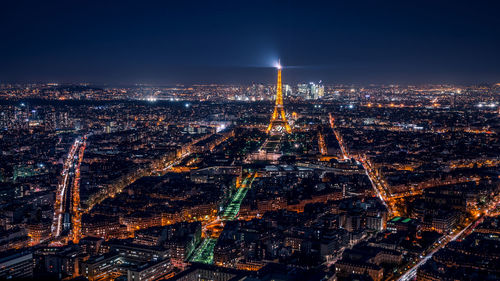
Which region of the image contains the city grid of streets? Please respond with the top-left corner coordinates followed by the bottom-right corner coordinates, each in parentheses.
top-left (1, 1), bottom-right (500, 279)
top-left (190, 174), bottom-right (257, 264)
top-left (50, 137), bottom-right (85, 241)
top-left (34, 92), bottom-right (498, 280)
top-left (1, 71), bottom-right (499, 281)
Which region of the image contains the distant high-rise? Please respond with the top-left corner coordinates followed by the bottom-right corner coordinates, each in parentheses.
top-left (284, 84), bottom-right (292, 97)
top-left (318, 83), bottom-right (325, 99)
top-left (297, 83), bottom-right (310, 99)
top-left (310, 82), bottom-right (318, 99)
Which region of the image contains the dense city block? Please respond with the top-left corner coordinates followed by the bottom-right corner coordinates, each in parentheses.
top-left (0, 79), bottom-right (499, 281)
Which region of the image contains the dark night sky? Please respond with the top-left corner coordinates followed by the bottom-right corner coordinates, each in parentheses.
top-left (1, 0), bottom-right (499, 85)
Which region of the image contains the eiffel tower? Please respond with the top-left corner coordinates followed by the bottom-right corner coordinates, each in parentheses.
top-left (266, 61), bottom-right (292, 134)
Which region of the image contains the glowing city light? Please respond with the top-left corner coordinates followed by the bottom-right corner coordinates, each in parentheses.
top-left (274, 59), bottom-right (282, 69)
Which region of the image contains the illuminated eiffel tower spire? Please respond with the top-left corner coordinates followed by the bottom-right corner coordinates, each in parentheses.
top-left (266, 60), bottom-right (292, 134)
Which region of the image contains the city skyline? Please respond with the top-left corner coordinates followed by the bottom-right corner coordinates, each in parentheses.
top-left (0, 2), bottom-right (499, 281)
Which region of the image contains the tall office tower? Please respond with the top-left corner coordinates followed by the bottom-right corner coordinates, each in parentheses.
top-left (284, 84), bottom-right (292, 97)
top-left (297, 83), bottom-right (310, 99)
top-left (309, 82), bottom-right (318, 99)
top-left (318, 83), bottom-right (325, 99)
